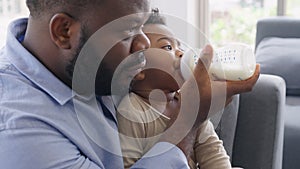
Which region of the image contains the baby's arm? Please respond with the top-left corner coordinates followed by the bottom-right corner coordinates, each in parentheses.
top-left (194, 120), bottom-right (232, 169)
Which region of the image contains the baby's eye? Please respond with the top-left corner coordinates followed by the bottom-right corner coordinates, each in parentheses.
top-left (162, 45), bottom-right (173, 51)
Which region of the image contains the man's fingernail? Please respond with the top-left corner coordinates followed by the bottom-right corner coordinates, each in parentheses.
top-left (202, 45), bottom-right (212, 54)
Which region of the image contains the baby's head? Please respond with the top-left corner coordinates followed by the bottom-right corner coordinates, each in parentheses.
top-left (130, 9), bottom-right (185, 95)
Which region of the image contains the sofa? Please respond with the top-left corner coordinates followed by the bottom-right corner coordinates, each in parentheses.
top-left (255, 17), bottom-right (300, 169)
top-left (215, 74), bottom-right (285, 169)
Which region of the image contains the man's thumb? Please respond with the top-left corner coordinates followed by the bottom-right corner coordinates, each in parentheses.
top-left (194, 44), bottom-right (213, 75)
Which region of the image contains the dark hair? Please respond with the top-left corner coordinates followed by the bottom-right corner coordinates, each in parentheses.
top-left (26, 0), bottom-right (103, 19)
top-left (144, 8), bottom-right (166, 25)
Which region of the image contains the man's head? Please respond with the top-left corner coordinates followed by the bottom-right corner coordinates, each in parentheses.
top-left (26, 0), bottom-right (102, 20)
top-left (23, 0), bottom-right (151, 95)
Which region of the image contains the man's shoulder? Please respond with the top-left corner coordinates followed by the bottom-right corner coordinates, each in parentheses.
top-left (0, 68), bottom-right (77, 132)
top-left (0, 59), bottom-right (65, 119)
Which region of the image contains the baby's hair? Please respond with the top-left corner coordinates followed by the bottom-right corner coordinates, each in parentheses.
top-left (145, 8), bottom-right (184, 52)
top-left (145, 8), bottom-right (167, 25)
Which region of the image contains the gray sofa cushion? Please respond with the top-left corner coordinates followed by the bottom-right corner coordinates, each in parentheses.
top-left (256, 37), bottom-right (300, 95)
top-left (283, 103), bottom-right (300, 169)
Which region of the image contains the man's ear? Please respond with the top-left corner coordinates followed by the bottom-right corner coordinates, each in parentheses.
top-left (49, 13), bottom-right (80, 49)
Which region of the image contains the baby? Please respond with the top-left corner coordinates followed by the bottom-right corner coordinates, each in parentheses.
top-left (117, 9), bottom-right (236, 169)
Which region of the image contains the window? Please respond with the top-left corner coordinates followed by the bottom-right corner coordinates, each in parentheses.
top-left (0, 0), bottom-right (28, 47)
top-left (286, 0), bottom-right (300, 17)
top-left (209, 0), bottom-right (277, 48)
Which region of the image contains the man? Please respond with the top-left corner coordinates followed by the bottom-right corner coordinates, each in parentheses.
top-left (0, 0), bottom-right (260, 168)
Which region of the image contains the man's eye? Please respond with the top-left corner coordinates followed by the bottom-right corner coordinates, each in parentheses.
top-left (162, 45), bottom-right (172, 51)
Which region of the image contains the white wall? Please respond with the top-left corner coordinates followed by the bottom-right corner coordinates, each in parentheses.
top-left (151, 0), bottom-right (187, 21)
top-left (150, 0), bottom-right (207, 48)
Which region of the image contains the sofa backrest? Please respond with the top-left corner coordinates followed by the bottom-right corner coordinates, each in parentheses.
top-left (256, 17), bottom-right (300, 96)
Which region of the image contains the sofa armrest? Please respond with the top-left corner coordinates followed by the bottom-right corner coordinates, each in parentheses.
top-left (232, 74), bottom-right (286, 169)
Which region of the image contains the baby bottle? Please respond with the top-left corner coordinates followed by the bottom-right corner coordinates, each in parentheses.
top-left (180, 43), bottom-right (256, 81)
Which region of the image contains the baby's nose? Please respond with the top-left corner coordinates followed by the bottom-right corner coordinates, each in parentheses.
top-left (175, 50), bottom-right (183, 58)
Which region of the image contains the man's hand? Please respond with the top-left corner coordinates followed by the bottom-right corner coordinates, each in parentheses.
top-left (186, 44), bottom-right (260, 124)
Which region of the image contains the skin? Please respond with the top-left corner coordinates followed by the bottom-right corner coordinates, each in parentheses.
top-left (21, 0), bottom-right (260, 164)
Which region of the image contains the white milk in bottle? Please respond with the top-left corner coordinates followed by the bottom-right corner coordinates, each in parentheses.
top-left (180, 43), bottom-right (256, 81)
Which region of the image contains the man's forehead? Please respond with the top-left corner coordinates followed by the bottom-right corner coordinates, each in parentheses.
top-left (101, 0), bottom-right (150, 23)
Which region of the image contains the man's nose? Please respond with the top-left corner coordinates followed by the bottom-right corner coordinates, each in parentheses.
top-left (130, 33), bottom-right (150, 53)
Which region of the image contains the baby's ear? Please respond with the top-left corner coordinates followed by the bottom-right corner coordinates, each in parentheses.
top-left (133, 72), bottom-right (145, 81)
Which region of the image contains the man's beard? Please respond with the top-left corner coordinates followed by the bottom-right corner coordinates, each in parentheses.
top-left (65, 26), bottom-right (88, 82)
top-left (65, 26), bottom-right (117, 96)
top-left (65, 26), bottom-right (140, 97)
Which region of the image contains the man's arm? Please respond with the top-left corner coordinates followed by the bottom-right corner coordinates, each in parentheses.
top-left (0, 126), bottom-right (102, 169)
top-left (155, 45), bottom-right (260, 162)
